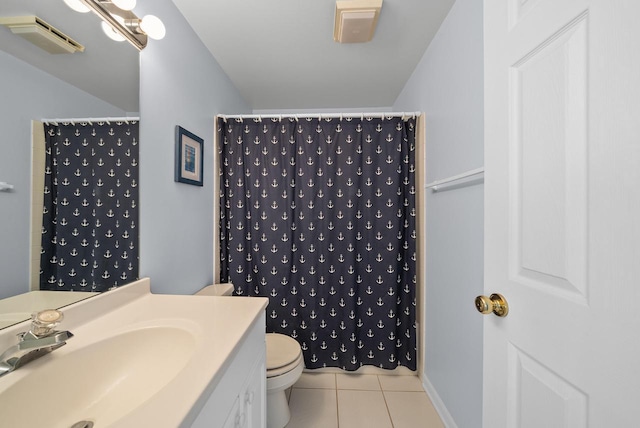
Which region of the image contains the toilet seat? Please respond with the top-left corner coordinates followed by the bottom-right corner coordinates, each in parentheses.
top-left (266, 333), bottom-right (303, 378)
top-left (267, 352), bottom-right (304, 378)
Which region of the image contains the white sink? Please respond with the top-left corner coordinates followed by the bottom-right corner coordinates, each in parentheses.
top-left (0, 325), bottom-right (196, 427)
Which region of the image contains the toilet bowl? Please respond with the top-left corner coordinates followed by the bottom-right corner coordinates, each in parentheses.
top-left (266, 333), bottom-right (304, 428)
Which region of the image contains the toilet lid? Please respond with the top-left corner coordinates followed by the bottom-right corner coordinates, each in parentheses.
top-left (266, 333), bottom-right (302, 371)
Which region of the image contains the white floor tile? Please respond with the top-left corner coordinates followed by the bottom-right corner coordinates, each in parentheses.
top-left (378, 374), bottom-right (424, 392)
top-left (337, 390), bottom-right (393, 428)
top-left (336, 373), bottom-right (381, 390)
top-left (293, 372), bottom-right (336, 389)
top-left (286, 388), bottom-right (338, 428)
top-left (384, 391), bottom-right (444, 428)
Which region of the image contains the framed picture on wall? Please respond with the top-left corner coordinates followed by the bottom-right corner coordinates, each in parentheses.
top-left (175, 126), bottom-right (203, 186)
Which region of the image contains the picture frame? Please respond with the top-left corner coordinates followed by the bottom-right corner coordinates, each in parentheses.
top-left (175, 126), bottom-right (203, 186)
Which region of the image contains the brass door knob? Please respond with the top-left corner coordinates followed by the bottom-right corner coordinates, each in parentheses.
top-left (475, 294), bottom-right (509, 317)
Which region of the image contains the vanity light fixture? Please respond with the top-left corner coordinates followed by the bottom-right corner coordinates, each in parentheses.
top-left (65, 0), bottom-right (165, 50)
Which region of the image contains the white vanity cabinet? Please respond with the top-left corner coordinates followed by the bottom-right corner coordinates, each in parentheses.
top-left (222, 354), bottom-right (266, 428)
top-left (190, 312), bottom-right (266, 428)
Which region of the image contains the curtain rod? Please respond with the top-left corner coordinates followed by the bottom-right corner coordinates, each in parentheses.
top-left (217, 111), bottom-right (421, 121)
top-left (40, 116), bottom-right (140, 125)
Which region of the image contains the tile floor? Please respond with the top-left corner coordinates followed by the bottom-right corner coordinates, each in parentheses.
top-left (284, 372), bottom-right (444, 428)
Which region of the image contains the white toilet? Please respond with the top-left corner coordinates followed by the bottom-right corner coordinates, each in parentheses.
top-left (265, 333), bottom-right (304, 428)
top-left (195, 285), bottom-right (304, 428)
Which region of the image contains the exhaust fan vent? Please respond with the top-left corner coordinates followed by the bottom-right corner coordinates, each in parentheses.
top-left (0, 16), bottom-right (84, 54)
top-left (334, 0), bottom-right (383, 44)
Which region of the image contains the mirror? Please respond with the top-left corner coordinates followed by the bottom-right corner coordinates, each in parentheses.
top-left (0, 0), bottom-right (140, 328)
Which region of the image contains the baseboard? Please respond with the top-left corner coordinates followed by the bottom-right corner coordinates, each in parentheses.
top-left (421, 373), bottom-right (458, 428)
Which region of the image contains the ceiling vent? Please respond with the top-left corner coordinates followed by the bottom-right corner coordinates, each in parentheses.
top-left (0, 16), bottom-right (84, 54)
top-left (334, 0), bottom-right (383, 44)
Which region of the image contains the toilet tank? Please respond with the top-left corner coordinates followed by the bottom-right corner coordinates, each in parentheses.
top-left (195, 283), bottom-right (234, 296)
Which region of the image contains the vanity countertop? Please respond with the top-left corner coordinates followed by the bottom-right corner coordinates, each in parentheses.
top-left (0, 278), bottom-right (268, 428)
top-left (0, 290), bottom-right (99, 329)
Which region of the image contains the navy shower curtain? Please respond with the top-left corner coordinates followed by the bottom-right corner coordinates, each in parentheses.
top-left (218, 116), bottom-right (417, 370)
top-left (40, 121), bottom-right (139, 292)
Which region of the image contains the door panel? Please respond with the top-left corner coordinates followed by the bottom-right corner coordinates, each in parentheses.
top-left (510, 13), bottom-right (588, 303)
top-left (484, 1), bottom-right (640, 426)
top-left (507, 344), bottom-right (588, 428)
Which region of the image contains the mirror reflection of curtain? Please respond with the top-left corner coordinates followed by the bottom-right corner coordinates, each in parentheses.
top-left (218, 116), bottom-right (417, 370)
top-left (40, 121), bottom-right (139, 292)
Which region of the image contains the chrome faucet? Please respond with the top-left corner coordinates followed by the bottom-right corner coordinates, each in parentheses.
top-left (0, 309), bottom-right (73, 378)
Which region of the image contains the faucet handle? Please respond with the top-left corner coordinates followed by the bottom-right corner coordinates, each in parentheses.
top-left (30, 309), bottom-right (64, 337)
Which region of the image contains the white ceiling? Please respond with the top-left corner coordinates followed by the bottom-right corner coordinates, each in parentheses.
top-left (172, 0), bottom-right (455, 110)
top-left (0, 0), bottom-right (455, 112)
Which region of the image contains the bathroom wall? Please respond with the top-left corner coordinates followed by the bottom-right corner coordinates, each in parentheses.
top-left (137, 0), bottom-right (250, 295)
top-left (393, 0), bottom-right (484, 427)
top-left (0, 50), bottom-right (126, 300)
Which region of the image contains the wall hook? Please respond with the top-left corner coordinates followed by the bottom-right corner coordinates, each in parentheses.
top-left (0, 182), bottom-right (15, 192)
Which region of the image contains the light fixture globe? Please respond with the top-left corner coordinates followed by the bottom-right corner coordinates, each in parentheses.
top-left (101, 21), bottom-right (125, 42)
top-left (111, 0), bottom-right (137, 11)
top-left (140, 15), bottom-right (165, 40)
top-left (63, 0), bottom-right (90, 13)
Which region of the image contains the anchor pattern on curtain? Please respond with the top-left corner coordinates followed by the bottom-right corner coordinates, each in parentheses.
top-left (218, 116), bottom-right (417, 370)
top-left (40, 121), bottom-right (139, 292)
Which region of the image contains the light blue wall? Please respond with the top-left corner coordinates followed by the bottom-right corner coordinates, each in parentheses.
top-left (0, 50), bottom-right (126, 300)
top-left (393, 0), bottom-right (484, 427)
top-left (137, 0), bottom-right (250, 295)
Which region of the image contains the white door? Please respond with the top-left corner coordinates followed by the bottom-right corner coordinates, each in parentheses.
top-left (484, 1), bottom-right (640, 426)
